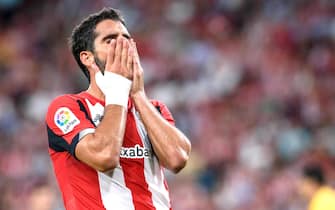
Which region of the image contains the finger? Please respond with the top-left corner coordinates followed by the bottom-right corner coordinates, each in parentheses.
top-left (121, 39), bottom-right (129, 69)
top-left (132, 54), bottom-right (141, 80)
top-left (132, 60), bottom-right (138, 86)
top-left (131, 39), bottom-right (140, 61)
top-left (132, 50), bottom-right (142, 76)
top-left (105, 39), bottom-right (116, 71)
top-left (113, 37), bottom-right (123, 65)
top-left (131, 39), bottom-right (142, 73)
top-left (127, 46), bottom-right (134, 77)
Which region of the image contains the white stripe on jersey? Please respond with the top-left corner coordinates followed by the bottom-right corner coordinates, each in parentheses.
top-left (78, 128), bottom-right (95, 140)
top-left (132, 108), bottom-right (171, 210)
top-left (84, 98), bottom-right (170, 210)
top-left (85, 99), bottom-right (135, 210)
top-left (98, 169), bottom-right (135, 210)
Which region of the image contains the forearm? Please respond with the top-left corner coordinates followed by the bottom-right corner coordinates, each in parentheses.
top-left (76, 104), bottom-right (128, 171)
top-left (93, 105), bottom-right (127, 158)
top-left (88, 69), bottom-right (131, 164)
top-left (132, 92), bottom-right (191, 173)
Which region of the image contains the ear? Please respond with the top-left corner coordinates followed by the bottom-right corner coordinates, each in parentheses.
top-left (80, 51), bottom-right (95, 69)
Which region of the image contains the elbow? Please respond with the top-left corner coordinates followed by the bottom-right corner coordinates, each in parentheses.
top-left (96, 152), bottom-right (120, 172)
top-left (168, 139), bottom-right (191, 173)
top-left (168, 155), bottom-right (188, 174)
top-left (167, 150), bottom-right (190, 174)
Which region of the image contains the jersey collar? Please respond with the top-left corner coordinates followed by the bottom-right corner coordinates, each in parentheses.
top-left (79, 91), bottom-right (133, 110)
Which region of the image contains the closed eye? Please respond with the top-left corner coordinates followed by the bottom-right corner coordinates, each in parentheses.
top-left (106, 38), bottom-right (113, 44)
top-left (102, 33), bottom-right (131, 44)
top-left (122, 34), bottom-right (131, 39)
top-left (103, 34), bottom-right (118, 44)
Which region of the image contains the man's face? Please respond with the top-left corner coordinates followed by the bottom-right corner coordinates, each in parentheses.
top-left (92, 19), bottom-right (131, 72)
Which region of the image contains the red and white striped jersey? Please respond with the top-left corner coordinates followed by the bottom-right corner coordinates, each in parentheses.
top-left (45, 91), bottom-right (174, 210)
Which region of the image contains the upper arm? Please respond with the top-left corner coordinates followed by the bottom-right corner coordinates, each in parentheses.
top-left (46, 95), bottom-right (95, 159)
top-left (74, 132), bottom-right (106, 171)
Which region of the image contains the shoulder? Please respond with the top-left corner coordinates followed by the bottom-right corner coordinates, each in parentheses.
top-left (45, 94), bottom-right (83, 120)
top-left (150, 99), bottom-right (168, 113)
top-left (47, 93), bottom-right (86, 110)
top-left (150, 99), bottom-right (167, 109)
top-left (49, 94), bottom-right (82, 107)
top-left (150, 99), bottom-right (175, 125)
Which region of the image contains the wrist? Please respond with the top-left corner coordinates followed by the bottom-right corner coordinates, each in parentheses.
top-left (95, 71), bottom-right (132, 108)
top-left (131, 91), bottom-right (146, 101)
top-left (131, 91), bottom-right (148, 108)
top-left (105, 72), bottom-right (132, 108)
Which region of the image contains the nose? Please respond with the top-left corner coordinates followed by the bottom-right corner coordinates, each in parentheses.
top-left (116, 34), bottom-right (130, 41)
top-left (117, 34), bottom-right (124, 39)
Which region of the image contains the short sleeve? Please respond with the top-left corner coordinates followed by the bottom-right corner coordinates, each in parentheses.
top-left (150, 100), bottom-right (175, 126)
top-left (45, 95), bottom-right (95, 157)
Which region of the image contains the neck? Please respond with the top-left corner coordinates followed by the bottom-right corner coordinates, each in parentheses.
top-left (86, 83), bottom-right (105, 101)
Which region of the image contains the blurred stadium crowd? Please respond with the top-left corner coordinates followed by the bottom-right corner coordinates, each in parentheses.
top-left (0, 0), bottom-right (334, 209)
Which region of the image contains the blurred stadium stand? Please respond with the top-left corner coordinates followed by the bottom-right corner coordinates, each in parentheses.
top-left (0, 0), bottom-right (334, 209)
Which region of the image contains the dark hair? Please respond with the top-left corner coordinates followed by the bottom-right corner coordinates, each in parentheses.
top-left (69, 8), bottom-right (125, 81)
top-left (303, 164), bottom-right (325, 185)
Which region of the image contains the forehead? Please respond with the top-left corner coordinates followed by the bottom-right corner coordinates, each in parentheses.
top-left (94, 19), bottom-right (129, 38)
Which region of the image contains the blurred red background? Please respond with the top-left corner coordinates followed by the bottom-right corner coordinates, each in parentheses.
top-left (0, 0), bottom-right (334, 209)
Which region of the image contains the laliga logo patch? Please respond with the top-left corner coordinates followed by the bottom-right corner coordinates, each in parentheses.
top-left (54, 107), bottom-right (80, 134)
top-left (56, 109), bottom-right (70, 126)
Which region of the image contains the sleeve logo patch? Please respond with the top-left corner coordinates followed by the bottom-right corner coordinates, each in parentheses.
top-left (54, 107), bottom-right (80, 134)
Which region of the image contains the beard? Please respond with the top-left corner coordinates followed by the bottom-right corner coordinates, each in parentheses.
top-left (94, 55), bottom-right (106, 74)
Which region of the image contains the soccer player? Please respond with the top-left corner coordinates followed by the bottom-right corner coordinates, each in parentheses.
top-left (45, 8), bottom-right (191, 210)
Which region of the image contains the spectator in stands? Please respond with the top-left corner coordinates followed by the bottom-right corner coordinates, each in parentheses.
top-left (299, 164), bottom-right (335, 210)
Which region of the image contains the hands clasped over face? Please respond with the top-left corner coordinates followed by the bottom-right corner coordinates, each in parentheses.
top-left (94, 37), bottom-right (144, 102)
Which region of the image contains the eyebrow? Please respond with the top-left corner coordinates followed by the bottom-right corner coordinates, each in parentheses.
top-left (101, 33), bottom-right (131, 42)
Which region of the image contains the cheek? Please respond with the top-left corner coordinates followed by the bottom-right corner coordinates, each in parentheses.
top-left (94, 43), bottom-right (109, 61)
top-left (95, 50), bottom-right (107, 63)
top-left (93, 50), bottom-right (107, 71)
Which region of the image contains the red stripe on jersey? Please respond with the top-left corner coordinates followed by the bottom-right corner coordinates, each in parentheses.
top-left (46, 94), bottom-right (105, 210)
top-left (120, 111), bottom-right (155, 210)
top-left (50, 150), bottom-right (105, 210)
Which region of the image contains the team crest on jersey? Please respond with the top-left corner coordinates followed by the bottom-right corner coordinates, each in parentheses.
top-left (54, 107), bottom-right (80, 134)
